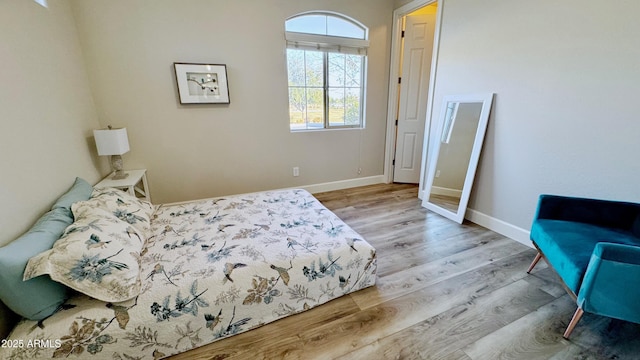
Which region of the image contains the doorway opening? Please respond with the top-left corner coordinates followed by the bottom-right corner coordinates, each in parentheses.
top-left (384, 0), bottom-right (441, 196)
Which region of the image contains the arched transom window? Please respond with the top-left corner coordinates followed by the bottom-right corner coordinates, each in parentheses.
top-left (285, 12), bottom-right (369, 131)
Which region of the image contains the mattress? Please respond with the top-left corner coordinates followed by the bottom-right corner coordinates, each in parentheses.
top-left (0, 189), bottom-right (376, 359)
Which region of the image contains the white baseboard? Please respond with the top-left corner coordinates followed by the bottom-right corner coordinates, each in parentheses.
top-left (430, 186), bottom-right (462, 198)
top-left (465, 209), bottom-right (533, 248)
top-left (301, 175), bottom-right (385, 194)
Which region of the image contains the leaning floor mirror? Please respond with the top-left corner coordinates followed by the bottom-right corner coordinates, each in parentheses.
top-left (422, 93), bottom-right (494, 223)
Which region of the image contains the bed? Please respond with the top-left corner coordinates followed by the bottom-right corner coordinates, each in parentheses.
top-left (0, 179), bottom-right (376, 359)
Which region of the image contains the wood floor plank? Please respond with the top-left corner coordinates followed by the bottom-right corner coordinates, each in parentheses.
top-left (336, 279), bottom-right (556, 360)
top-left (350, 238), bottom-right (529, 310)
top-left (440, 350), bottom-right (473, 360)
top-left (551, 314), bottom-right (640, 360)
top-left (522, 266), bottom-right (568, 299)
top-left (462, 296), bottom-right (582, 360)
top-left (375, 227), bottom-right (508, 278)
top-left (463, 295), bottom-right (640, 360)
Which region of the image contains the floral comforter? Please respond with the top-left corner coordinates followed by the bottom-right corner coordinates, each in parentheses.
top-left (1, 189), bottom-right (376, 359)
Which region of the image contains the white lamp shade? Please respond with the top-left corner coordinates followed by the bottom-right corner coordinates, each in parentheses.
top-left (94, 128), bottom-right (130, 156)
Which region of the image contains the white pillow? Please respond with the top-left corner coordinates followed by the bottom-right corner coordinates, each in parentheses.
top-left (74, 187), bottom-right (155, 239)
top-left (24, 207), bottom-right (145, 302)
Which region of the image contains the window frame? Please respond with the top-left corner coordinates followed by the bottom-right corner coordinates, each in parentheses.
top-left (285, 12), bottom-right (369, 131)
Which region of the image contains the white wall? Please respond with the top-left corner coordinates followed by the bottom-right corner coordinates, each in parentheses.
top-left (70, 0), bottom-right (394, 204)
top-left (0, 0), bottom-right (102, 247)
top-left (426, 0), bottom-right (640, 233)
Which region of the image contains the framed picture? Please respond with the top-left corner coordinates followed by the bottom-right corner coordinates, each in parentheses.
top-left (174, 63), bottom-right (230, 104)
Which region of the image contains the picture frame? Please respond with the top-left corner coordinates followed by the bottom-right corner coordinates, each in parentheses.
top-left (174, 63), bottom-right (230, 104)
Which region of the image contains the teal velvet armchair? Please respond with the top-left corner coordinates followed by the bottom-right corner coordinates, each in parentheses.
top-left (527, 194), bottom-right (640, 338)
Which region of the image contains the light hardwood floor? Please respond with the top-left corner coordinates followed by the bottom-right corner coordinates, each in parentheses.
top-left (170, 183), bottom-right (640, 360)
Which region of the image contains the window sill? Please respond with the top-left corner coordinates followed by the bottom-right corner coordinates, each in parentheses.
top-left (290, 126), bottom-right (364, 133)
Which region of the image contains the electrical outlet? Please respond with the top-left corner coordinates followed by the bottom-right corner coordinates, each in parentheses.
top-left (357, 167), bottom-right (362, 175)
top-left (293, 167), bottom-right (300, 177)
top-left (435, 170), bottom-right (441, 178)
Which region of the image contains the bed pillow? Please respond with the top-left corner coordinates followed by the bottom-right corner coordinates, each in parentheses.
top-left (0, 208), bottom-right (72, 320)
top-left (74, 187), bottom-right (154, 238)
top-left (51, 177), bottom-right (94, 214)
top-left (24, 207), bottom-right (145, 303)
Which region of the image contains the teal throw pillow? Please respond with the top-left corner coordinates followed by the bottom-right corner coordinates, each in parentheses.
top-left (51, 177), bottom-right (93, 214)
top-left (0, 208), bottom-right (72, 320)
top-left (0, 177), bottom-right (93, 320)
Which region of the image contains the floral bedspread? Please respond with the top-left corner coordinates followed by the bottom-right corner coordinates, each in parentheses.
top-left (1, 189), bottom-right (376, 359)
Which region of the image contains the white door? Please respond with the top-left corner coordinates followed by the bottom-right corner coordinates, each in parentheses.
top-left (393, 13), bottom-right (435, 183)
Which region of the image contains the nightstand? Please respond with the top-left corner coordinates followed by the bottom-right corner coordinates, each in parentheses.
top-left (95, 169), bottom-right (151, 203)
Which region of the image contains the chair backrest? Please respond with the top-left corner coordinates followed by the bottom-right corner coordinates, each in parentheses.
top-left (536, 194), bottom-right (640, 236)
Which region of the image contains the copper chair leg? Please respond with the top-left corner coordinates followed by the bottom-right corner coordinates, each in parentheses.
top-left (527, 252), bottom-right (543, 274)
top-left (563, 307), bottom-right (585, 339)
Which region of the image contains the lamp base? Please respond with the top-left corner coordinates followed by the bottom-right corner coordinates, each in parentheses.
top-left (110, 155), bottom-right (129, 180)
top-left (111, 171), bottom-right (129, 180)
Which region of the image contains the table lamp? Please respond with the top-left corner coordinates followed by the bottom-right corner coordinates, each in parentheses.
top-left (94, 126), bottom-right (130, 180)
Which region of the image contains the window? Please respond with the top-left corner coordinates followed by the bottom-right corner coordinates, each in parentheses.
top-left (285, 12), bottom-right (369, 131)
top-left (441, 102), bottom-right (458, 144)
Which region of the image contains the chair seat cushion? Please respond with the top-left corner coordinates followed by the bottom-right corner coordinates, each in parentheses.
top-left (531, 219), bottom-right (640, 293)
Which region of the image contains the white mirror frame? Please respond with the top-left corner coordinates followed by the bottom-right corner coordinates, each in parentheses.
top-left (422, 93), bottom-right (494, 223)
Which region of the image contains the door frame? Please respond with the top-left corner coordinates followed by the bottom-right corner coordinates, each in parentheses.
top-left (383, 0), bottom-right (444, 199)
